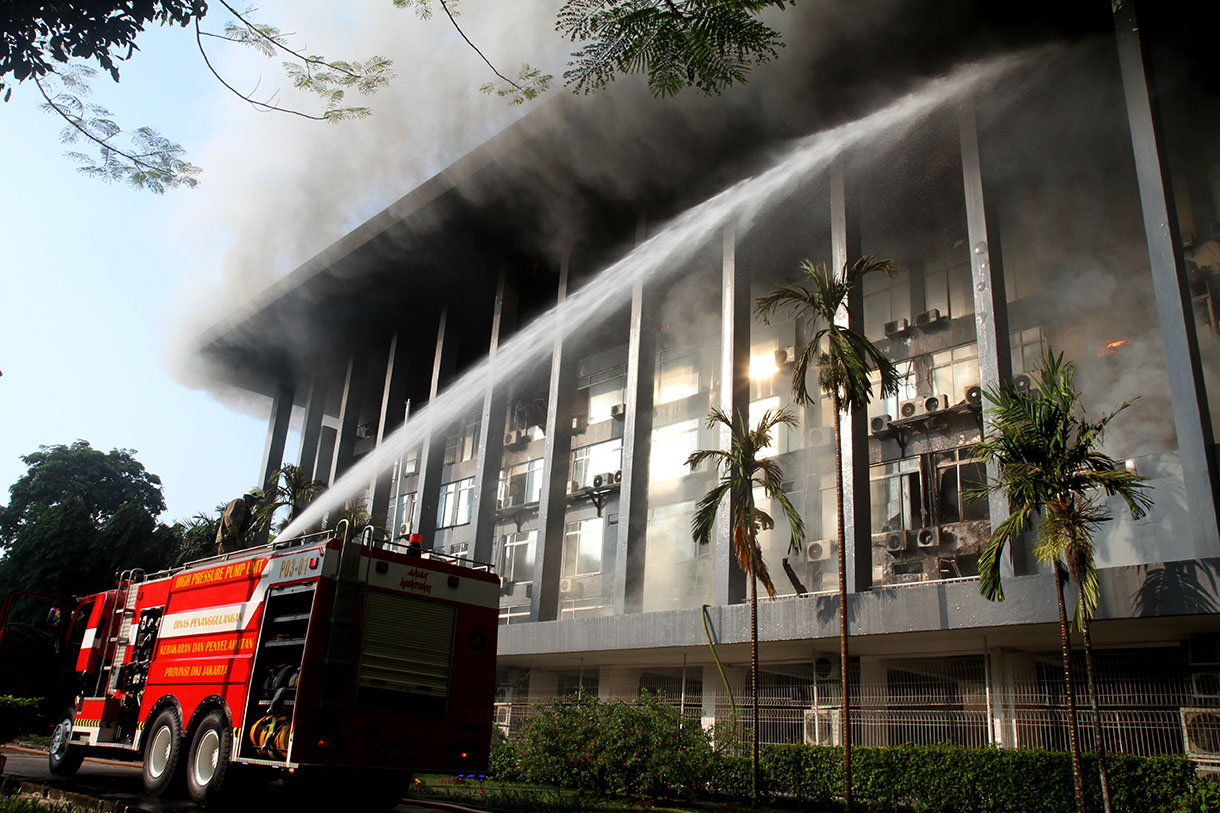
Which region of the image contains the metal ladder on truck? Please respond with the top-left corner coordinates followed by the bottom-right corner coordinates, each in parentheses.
top-left (94, 569), bottom-right (145, 697)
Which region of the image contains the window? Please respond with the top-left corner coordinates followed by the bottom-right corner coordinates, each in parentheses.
top-left (583, 363), bottom-right (627, 423)
top-left (498, 458), bottom-right (544, 506)
top-left (1010, 327), bottom-right (1045, 375)
top-left (650, 419), bottom-right (701, 481)
top-left (863, 267), bottom-right (912, 340)
top-left (656, 344), bottom-right (702, 405)
top-left (388, 491), bottom-right (416, 536)
top-left (933, 448), bottom-right (988, 524)
top-left (930, 343), bottom-right (979, 404)
top-left (437, 477), bottom-right (474, 528)
top-left (870, 457), bottom-right (924, 533)
top-left (924, 248), bottom-right (974, 319)
top-left (571, 439), bottom-right (622, 488)
top-left (645, 500), bottom-right (703, 563)
top-left (443, 415), bottom-right (481, 465)
top-left (497, 530), bottom-right (536, 585)
top-left (562, 518), bottom-right (603, 577)
top-left (867, 361), bottom-right (918, 423)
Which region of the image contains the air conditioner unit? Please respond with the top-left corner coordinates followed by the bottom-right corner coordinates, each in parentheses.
top-left (884, 318), bottom-right (909, 336)
top-left (870, 415), bottom-right (892, 434)
top-left (965, 385), bottom-right (983, 406)
top-left (806, 539), bottom-right (833, 561)
top-left (1014, 374), bottom-right (1034, 394)
top-left (885, 531), bottom-right (908, 553)
top-left (1194, 672), bottom-right (1220, 699)
top-left (398, 522), bottom-right (410, 538)
top-left (916, 527), bottom-right (940, 548)
top-left (808, 427), bottom-right (831, 446)
top-left (504, 430), bottom-right (522, 448)
top-left (1181, 708), bottom-right (1220, 760)
top-left (494, 686), bottom-right (513, 703)
top-left (614, 469), bottom-right (623, 483)
top-left (924, 393), bottom-right (951, 413)
top-left (592, 471), bottom-right (618, 489)
top-left (899, 398), bottom-right (926, 419)
top-left (803, 708), bottom-right (842, 746)
top-left (610, 403), bottom-right (627, 420)
top-left (775, 346), bottom-right (797, 367)
top-left (914, 308), bottom-right (943, 327)
top-left (559, 578), bottom-right (573, 593)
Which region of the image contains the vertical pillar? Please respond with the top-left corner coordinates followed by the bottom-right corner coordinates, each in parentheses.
top-left (316, 426), bottom-right (337, 487)
top-left (413, 310), bottom-right (459, 550)
top-left (714, 222), bottom-right (750, 606)
top-left (472, 271), bottom-right (519, 563)
top-left (370, 333), bottom-right (409, 531)
top-left (831, 162), bottom-right (872, 592)
top-left (614, 218), bottom-right (658, 615)
top-left (534, 257), bottom-right (579, 622)
top-left (329, 354), bottom-right (366, 487)
top-left (255, 382), bottom-right (294, 544)
top-left (959, 101), bottom-right (1015, 579)
top-left (1114, 0), bottom-right (1220, 553)
top-left (297, 376), bottom-right (327, 484)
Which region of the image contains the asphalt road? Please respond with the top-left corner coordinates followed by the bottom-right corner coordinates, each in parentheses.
top-left (0, 745), bottom-right (478, 812)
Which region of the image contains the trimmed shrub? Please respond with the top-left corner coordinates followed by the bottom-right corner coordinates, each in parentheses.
top-left (0, 695), bottom-right (40, 743)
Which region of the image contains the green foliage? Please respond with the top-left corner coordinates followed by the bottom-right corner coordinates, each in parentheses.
top-left (557, 0), bottom-right (791, 98)
top-left (1177, 775), bottom-right (1220, 813)
top-left (259, 465), bottom-right (326, 534)
top-left (503, 691), bottom-right (715, 800)
top-left (972, 348), bottom-right (1152, 627)
top-left (0, 796), bottom-right (85, 813)
top-left (0, 441), bottom-right (177, 598)
top-left (0, 694), bottom-right (41, 743)
top-left (173, 507), bottom-right (223, 565)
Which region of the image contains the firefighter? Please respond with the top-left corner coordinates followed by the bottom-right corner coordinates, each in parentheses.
top-left (215, 487), bottom-right (265, 554)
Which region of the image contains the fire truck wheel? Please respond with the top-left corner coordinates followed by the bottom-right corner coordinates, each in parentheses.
top-left (186, 710), bottom-right (233, 805)
top-left (48, 708), bottom-right (84, 776)
top-left (143, 707), bottom-right (185, 797)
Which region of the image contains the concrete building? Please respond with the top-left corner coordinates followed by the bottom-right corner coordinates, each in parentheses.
top-left (197, 1), bottom-right (1220, 760)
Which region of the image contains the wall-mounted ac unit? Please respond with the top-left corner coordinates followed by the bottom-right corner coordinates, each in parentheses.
top-left (504, 430), bottom-right (527, 449)
top-left (808, 427), bottom-right (832, 446)
top-left (884, 318), bottom-right (909, 336)
top-left (1014, 374), bottom-right (1034, 394)
top-left (615, 469), bottom-right (623, 483)
top-left (885, 531), bottom-right (908, 553)
top-left (592, 471), bottom-right (618, 489)
top-left (775, 346), bottom-right (797, 366)
top-left (559, 578), bottom-right (573, 593)
top-left (965, 385), bottom-right (983, 406)
top-left (495, 686), bottom-right (513, 703)
top-left (806, 539), bottom-right (833, 562)
top-left (803, 708), bottom-right (843, 746)
top-left (1194, 672), bottom-right (1220, 699)
top-left (914, 308), bottom-right (943, 327)
top-left (899, 398), bottom-right (926, 419)
top-left (924, 393), bottom-right (951, 413)
top-left (870, 415), bottom-right (892, 434)
top-left (398, 522), bottom-right (411, 539)
top-left (916, 527), bottom-right (940, 548)
top-left (610, 403), bottom-right (627, 420)
top-left (1181, 708), bottom-right (1220, 760)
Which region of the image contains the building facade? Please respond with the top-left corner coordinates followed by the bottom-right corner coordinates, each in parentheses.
top-left (199, 1), bottom-right (1220, 760)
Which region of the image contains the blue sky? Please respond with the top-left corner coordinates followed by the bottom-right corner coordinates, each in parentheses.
top-left (0, 3), bottom-right (564, 523)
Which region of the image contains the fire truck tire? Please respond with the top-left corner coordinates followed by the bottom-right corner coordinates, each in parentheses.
top-left (185, 710), bottom-right (233, 805)
top-left (48, 708), bottom-right (84, 776)
top-left (142, 707), bottom-right (185, 797)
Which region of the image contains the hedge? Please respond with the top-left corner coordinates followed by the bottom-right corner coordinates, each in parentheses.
top-left (0, 695), bottom-right (40, 744)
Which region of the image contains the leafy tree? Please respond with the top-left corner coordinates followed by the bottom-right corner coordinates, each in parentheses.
top-left (754, 255), bottom-right (900, 811)
top-left (173, 508), bottom-right (223, 565)
top-left (557, 0), bottom-right (791, 97)
top-left (0, 441), bottom-right (178, 599)
top-left (686, 405), bottom-right (804, 804)
top-left (258, 464), bottom-right (326, 534)
top-left (973, 349), bottom-right (1151, 813)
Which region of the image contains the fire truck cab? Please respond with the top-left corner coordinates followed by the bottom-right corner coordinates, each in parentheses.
top-left (44, 526), bottom-right (500, 807)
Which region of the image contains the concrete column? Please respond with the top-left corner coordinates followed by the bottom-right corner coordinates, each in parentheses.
top-left (533, 257), bottom-right (579, 622)
top-left (714, 222), bottom-right (750, 606)
top-left (831, 161), bottom-right (873, 591)
top-left (472, 271), bottom-right (518, 563)
top-left (370, 333), bottom-right (409, 531)
top-left (316, 425), bottom-right (337, 487)
top-left (413, 310), bottom-right (459, 550)
top-left (857, 655), bottom-right (887, 746)
top-left (297, 376), bottom-right (327, 484)
top-left (255, 382), bottom-right (294, 544)
top-left (329, 354), bottom-right (366, 487)
top-left (1114, 0), bottom-right (1220, 554)
top-left (615, 220), bottom-right (658, 615)
top-left (959, 102), bottom-right (1015, 579)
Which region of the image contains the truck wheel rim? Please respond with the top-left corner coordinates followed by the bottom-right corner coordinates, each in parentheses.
top-left (194, 729), bottom-right (219, 787)
top-left (149, 726), bottom-right (173, 778)
top-left (50, 720), bottom-right (69, 759)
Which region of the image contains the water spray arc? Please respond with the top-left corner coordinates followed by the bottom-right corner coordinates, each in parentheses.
top-left (279, 53), bottom-right (1026, 541)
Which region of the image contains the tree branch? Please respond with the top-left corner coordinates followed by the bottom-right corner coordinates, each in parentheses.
top-left (438, 0), bottom-right (522, 90)
top-left (33, 75), bottom-right (166, 174)
top-left (213, 0), bottom-right (364, 81)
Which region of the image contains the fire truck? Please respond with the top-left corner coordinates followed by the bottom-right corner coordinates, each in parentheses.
top-left (29, 525), bottom-right (500, 807)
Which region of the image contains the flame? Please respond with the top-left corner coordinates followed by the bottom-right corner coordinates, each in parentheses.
top-left (1100, 339), bottom-right (1129, 356)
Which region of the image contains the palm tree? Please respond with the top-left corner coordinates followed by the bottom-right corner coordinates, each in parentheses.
top-left (687, 405), bottom-right (805, 805)
top-left (973, 348), bottom-right (1151, 813)
top-left (754, 255), bottom-right (900, 810)
top-left (258, 464), bottom-right (326, 534)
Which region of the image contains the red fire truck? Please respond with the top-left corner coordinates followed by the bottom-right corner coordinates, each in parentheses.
top-left (32, 525), bottom-right (500, 806)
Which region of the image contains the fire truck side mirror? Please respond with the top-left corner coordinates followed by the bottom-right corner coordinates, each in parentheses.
top-left (45, 606), bottom-right (61, 628)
